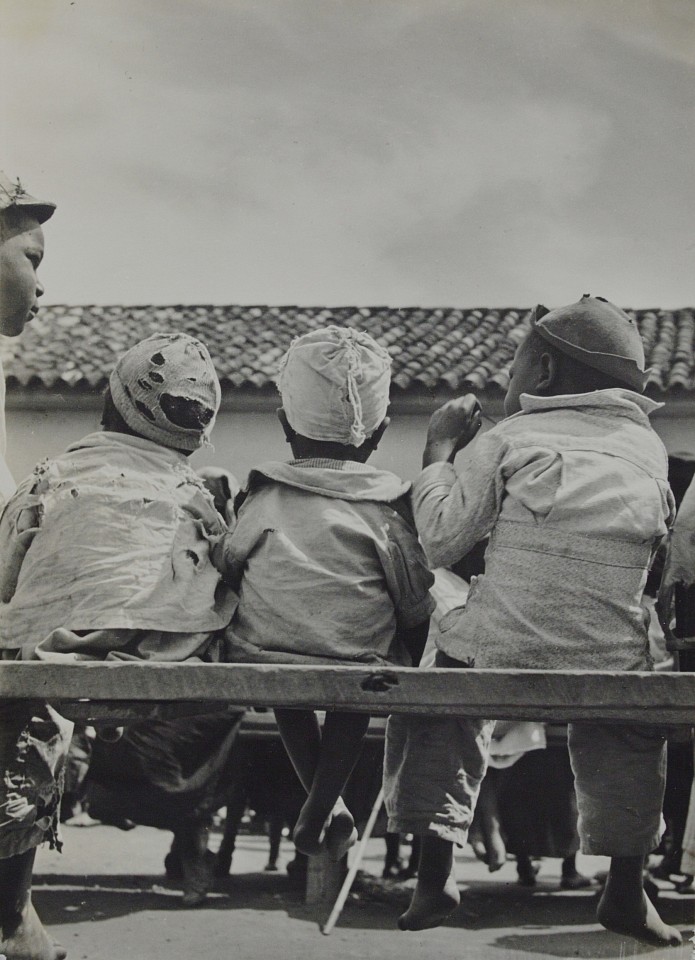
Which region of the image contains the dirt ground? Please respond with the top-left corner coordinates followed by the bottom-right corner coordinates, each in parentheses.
top-left (30, 820), bottom-right (694, 960)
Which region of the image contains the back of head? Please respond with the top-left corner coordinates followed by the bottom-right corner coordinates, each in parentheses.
top-left (0, 170), bottom-right (55, 234)
top-left (532, 295), bottom-right (647, 392)
top-left (109, 332), bottom-right (221, 452)
top-left (277, 325), bottom-right (391, 447)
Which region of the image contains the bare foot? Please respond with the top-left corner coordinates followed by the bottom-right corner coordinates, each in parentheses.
top-left (559, 868), bottom-right (593, 890)
top-left (597, 885), bottom-right (682, 947)
top-left (468, 833), bottom-right (489, 865)
top-left (468, 828), bottom-right (505, 871)
top-left (292, 806), bottom-right (328, 857)
top-left (516, 856), bottom-right (539, 887)
top-left (325, 799), bottom-right (357, 861)
top-left (0, 899), bottom-right (67, 960)
top-left (484, 828), bottom-right (507, 873)
top-left (397, 873), bottom-right (460, 931)
top-left (180, 849), bottom-right (215, 908)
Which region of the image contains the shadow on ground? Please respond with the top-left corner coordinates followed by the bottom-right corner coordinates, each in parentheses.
top-left (32, 869), bottom-right (694, 958)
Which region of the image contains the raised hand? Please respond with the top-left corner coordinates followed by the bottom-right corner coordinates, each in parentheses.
top-left (423, 394), bottom-right (483, 467)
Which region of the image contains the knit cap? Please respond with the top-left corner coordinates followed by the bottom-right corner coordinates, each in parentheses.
top-left (109, 333), bottom-right (221, 452)
top-left (277, 325), bottom-right (391, 447)
top-left (0, 171), bottom-right (55, 224)
top-left (533, 294), bottom-right (647, 392)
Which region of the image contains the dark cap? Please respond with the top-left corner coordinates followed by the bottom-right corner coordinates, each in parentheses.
top-left (0, 171), bottom-right (56, 224)
top-left (532, 294), bottom-right (647, 392)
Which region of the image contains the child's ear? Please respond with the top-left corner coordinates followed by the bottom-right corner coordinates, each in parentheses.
top-left (536, 352), bottom-right (558, 394)
top-left (366, 417), bottom-right (390, 452)
top-left (276, 407), bottom-right (295, 443)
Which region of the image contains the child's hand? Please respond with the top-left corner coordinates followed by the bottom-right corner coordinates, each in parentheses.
top-left (210, 532), bottom-right (232, 575)
top-left (210, 532), bottom-right (245, 592)
top-left (423, 395), bottom-right (483, 466)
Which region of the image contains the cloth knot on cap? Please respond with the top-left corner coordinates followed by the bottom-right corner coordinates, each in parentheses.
top-left (533, 294), bottom-right (648, 392)
top-left (277, 325), bottom-right (392, 447)
top-left (109, 332), bottom-right (221, 452)
top-left (0, 171), bottom-right (55, 224)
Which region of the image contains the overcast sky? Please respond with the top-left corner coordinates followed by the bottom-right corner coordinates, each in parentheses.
top-left (2, 0), bottom-right (694, 308)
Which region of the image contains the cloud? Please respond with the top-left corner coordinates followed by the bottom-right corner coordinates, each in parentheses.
top-left (1, 0), bottom-right (693, 307)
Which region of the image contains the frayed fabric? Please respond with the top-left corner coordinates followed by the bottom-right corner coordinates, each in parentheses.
top-left (0, 702), bottom-right (73, 859)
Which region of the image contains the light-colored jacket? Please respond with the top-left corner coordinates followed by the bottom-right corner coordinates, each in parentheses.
top-left (225, 459), bottom-right (434, 665)
top-left (413, 389), bottom-right (674, 670)
top-left (660, 473), bottom-right (695, 588)
top-left (0, 432), bottom-right (235, 652)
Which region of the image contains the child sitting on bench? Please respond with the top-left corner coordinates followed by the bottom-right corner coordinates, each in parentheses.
top-left (221, 326), bottom-right (434, 859)
top-left (384, 296), bottom-right (682, 946)
top-left (0, 331), bottom-right (235, 662)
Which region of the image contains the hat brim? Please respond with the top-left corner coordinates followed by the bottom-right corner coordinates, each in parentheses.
top-left (11, 196), bottom-right (56, 224)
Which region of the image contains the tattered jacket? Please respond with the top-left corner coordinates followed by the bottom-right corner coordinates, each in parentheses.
top-left (0, 432), bottom-right (235, 653)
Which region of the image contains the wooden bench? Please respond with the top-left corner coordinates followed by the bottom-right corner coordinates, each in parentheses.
top-left (2, 662), bottom-right (693, 912)
top-left (1, 661), bottom-right (693, 725)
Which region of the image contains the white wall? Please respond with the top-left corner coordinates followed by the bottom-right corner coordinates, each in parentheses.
top-left (7, 403), bottom-right (695, 489)
top-left (5, 407), bottom-right (435, 486)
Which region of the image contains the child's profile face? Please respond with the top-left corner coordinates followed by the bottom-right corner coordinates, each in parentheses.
top-left (504, 333), bottom-right (544, 417)
top-left (0, 214), bottom-right (45, 337)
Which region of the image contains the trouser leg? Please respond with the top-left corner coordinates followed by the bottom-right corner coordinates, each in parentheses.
top-left (568, 722), bottom-right (667, 857)
top-left (384, 713), bottom-right (494, 846)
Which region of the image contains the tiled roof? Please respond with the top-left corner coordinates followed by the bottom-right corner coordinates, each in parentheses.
top-left (2, 304), bottom-right (694, 395)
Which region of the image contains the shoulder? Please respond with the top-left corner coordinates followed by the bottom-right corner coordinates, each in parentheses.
top-left (235, 469), bottom-right (280, 515)
top-left (381, 491), bottom-right (416, 529)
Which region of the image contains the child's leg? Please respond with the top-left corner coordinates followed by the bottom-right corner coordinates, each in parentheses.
top-left (405, 835), bottom-right (421, 877)
top-left (274, 708), bottom-right (369, 857)
top-left (0, 848), bottom-right (66, 960)
top-left (473, 770), bottom-right (507, 872)
top-left (559, 853), bottom-right (592, 890)
top-left (176, 818), bottom-right (214, 908)
top-left (598, 855), bottom-right (681, 946)
top-left (516, 854), bottom-right (538, 886)
top-left (0, 703), bottom-right (71, 959)
top-left (266, 813), bottom-right (283, 870)
top-left (214, 774), bottom-right (248, 878)
top-left (384, 682), bottom-right (495, 931)
top-left (398, 836), bottom-right (460, 931)
top-left (383, 832), bottom-right (403, 878)
top-left (569, 722), bottom-right (682, 946)
top-left (273, 709), bottom-right (322, 794)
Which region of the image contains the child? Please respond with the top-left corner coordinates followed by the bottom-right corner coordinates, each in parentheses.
top-left (0, 332), bottom-right (238, 940)
top-left (384, 295), bottom-right (682, 946)
top-left (0, 172), bottom-right (54, 503)
top-left (222, 326), bottom-right (434, 858)
top-left (0, 331), bottom-right (234, 662)
top-left (0, 170), bottom-right (66, 960)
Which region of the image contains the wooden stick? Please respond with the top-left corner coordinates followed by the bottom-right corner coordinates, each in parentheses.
top-left (322, 786), bottom-right (385, 936)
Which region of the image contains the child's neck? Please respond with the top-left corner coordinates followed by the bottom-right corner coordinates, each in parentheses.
top-left (289, 437), bottom-right (372, 464)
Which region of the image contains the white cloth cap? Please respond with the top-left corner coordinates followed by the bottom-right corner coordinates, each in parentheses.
top-left (277, 326), bottom-right (391, 447)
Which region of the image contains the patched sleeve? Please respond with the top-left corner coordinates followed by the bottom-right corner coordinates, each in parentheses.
top-left (412, 427), bottom-right (509, 569)
top-left (380, 505), bottom-right (436, 629)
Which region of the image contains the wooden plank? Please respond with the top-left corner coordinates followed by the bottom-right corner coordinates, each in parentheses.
top-left (57, 700), bottom-right (238, 723)
top-left (305, 851), bottom-right (346, 906)
top-left (0, 662), bottom-right (693, 724)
